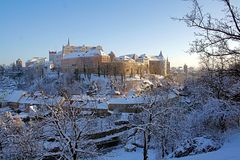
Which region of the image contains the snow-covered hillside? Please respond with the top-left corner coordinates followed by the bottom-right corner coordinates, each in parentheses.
top-left (171, 133), bottom-right (240, 160)
top-left (97, 133), bottom-right (240, 160)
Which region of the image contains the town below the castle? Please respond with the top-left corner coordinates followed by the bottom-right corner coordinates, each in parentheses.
top-left (0, 40), bottom-right (198, 159)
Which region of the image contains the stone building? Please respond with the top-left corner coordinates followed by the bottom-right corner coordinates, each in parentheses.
top-left (184, 64), bottom-right (188, 75)
top-left (59, 40), bottom-right (170, 76)
top-left (62, 38), bottom-right (103, 55)
top-left (61, 46), bottom-right (111, 73)
top-left (136, 54), bottom-right (150, 65)
top-left (101, 58), bottom-right (148, 77)
top-left (25, 57), bottom-right (46, 67)
top-left (149, 51), bottom-right (170, 75)
top-left (109, 51), bottom-right (116, 62)
top-left (49, 51), bottom-right (57, 62)
top-left (49, 51), bottom-right (63, 68)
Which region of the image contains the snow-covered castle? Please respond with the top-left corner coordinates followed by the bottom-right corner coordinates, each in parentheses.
top-left (49, 40), bottom-right (170, 76)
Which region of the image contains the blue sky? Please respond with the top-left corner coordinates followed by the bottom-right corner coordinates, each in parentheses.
top-left (1, 0), bottom-right (236, 67)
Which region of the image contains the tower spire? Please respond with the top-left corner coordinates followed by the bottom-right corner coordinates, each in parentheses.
top-left (67, 38), bottom-right (70, 46)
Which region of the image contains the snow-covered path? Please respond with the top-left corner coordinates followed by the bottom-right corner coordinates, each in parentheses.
top-left (172, 133), bottom-right (240, 160)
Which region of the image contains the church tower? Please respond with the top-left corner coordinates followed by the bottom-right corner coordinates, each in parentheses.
top-left (62, 38), bottom-right (73, 54)
top-left (67, 38), bottom-right (70, 46)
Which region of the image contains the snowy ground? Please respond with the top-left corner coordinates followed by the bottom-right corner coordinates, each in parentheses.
top-left (171, 133), bottom-right (240, 160)
top-left (96, 148), bottom-right (157, 160)
top-left (97, 133), bottom-right (240, 160)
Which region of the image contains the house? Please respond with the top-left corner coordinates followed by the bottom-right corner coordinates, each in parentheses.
top-left (59, 41), bottom-right (170, 77)
top-left (49, 51), bottom-right (63, 68)
top-left (149, 51), bottom-right (170, 75)
top-left (107, 97), bottom-right (145, 113)
top-left (3, 90), bottom-right (27, 109)
top-left (25, 57), bottom-right (46, 67)
top-left (63, 95), bottom-right (109, 116)
top-left (18, 92), bottom-right (65, 108)
top-left (61, 45), bottom-right (111, 73)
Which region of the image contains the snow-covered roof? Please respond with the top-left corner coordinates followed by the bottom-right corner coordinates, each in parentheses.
top-left (26, 57), bottom-right (46, 63)
top-left (149, 55), bottom-right (165, 61)
top-left (125, 54), bottom-right (138, 59)
top-left (138, 54), bottom-right (150, 59)
top-left (71, 95), bottom-right (97, 101)
top-left (88, 48), bottom-right (106, 56)
top-left (71, 95), bottom-right (84, 101)
top-left (115, 55), bottom-right (134, 61)
top-left (19, 94), bottom-right (64, 106)
top-left (149, 51), bottom-right (165, 61)
top-left (63, 48), bottom-right (107, 59)
top-left (97, 102), bottom-right (108, 110)
top-left (108, 97), bottom-right (145, 105)
top-left (63, 52), bottom-right (85, 59)
top-left (4, 90), bottom-right (27, 103)
top-left (114, 52), bottom-right (166, 62)
top-left (64, 101), bottom-right (108, 110)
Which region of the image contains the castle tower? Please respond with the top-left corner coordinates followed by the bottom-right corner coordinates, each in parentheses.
top-left (184, 64), bottom-right (188, 75)
top-left (164, 57), bottom-right (170, 76)
top-left (159, 51), bottom-right (164, 59)
top-left (62, 38), bottom-right (74, 54)
top-left (165, 57), bottom-right (168, 76)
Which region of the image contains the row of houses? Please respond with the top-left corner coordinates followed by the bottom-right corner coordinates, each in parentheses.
top-left (0, 90), bottom-right (142, 116)
top-left (0, 87), bottom-right (180, 118)
top-left (0, 90), bottom-right (65, 109)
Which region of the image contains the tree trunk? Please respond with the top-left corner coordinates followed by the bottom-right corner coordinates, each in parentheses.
top-left (161, 137), bottom-right (165, 159)
top-left (143, 131), bottom-right (148, 160)
top-left (73, 152), bottom-right (77, 160)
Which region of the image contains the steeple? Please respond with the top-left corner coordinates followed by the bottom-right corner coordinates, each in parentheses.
top-left (67, 38), bottom-right (70, 46)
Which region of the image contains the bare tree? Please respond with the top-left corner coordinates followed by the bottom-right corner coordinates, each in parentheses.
top-left (178, 0), bottom-right (240, 75)
top-left (130, 87), bottom-right (187, 160)
top-left (44, 99), bottom-right (98, 160)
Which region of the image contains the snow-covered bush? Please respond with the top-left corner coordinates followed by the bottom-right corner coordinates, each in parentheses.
top-left (172, 136), bottom-right (221, 158)
top-left (0, 112), bottom-right (43, 159)
top-left (189, 98), bottom-right (240, 137)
